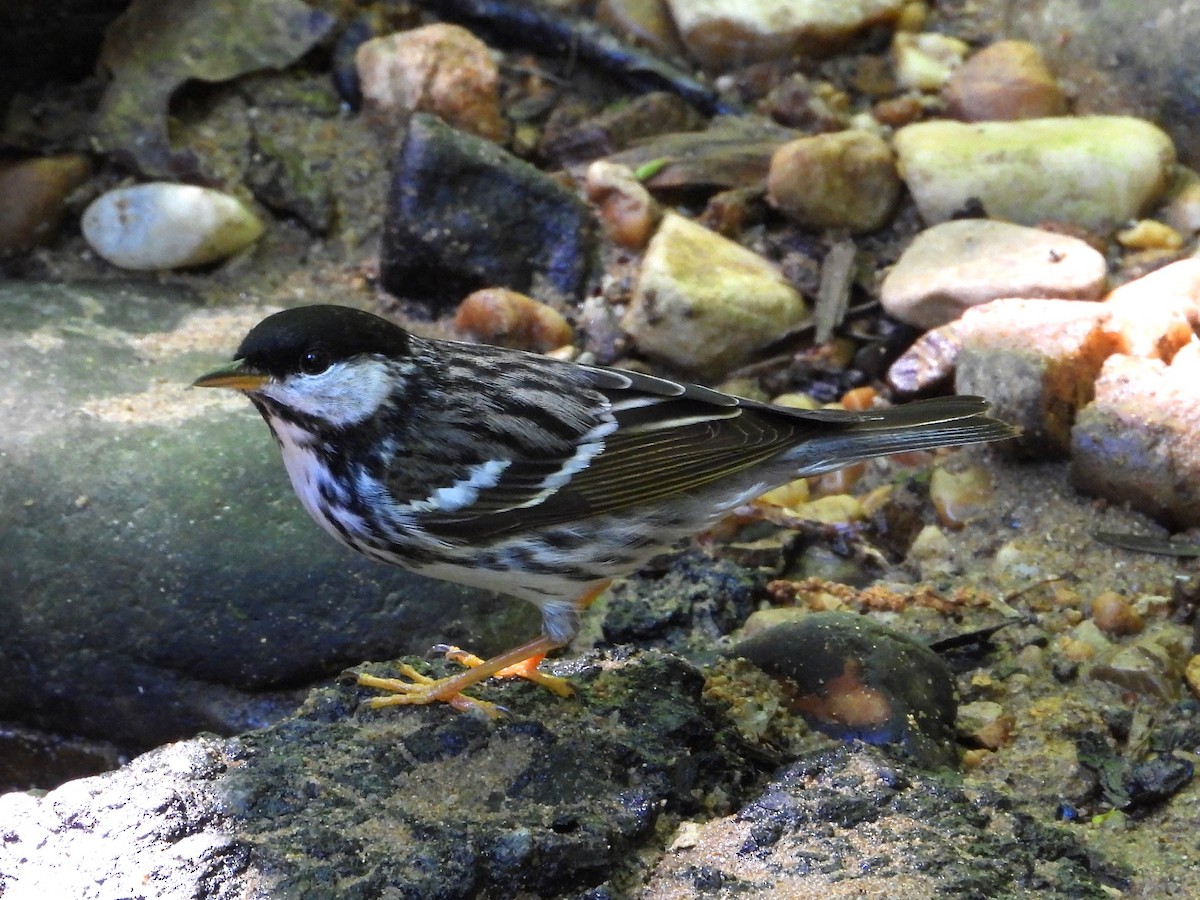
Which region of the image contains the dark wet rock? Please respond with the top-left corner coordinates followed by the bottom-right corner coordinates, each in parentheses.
top-left (380, 113), bottom-right (600, 309)
top-left (0, 652), bottom-right (769, 898)
top-left (645, 744), bottom-right (1128, 897)
top-left (0, 282), bottom-right (529, 762)
top-left (246, 121), bottom-right (337, 234)
top-left (0, 722), bottom-right (124, 795)
top-left (599, 552), bottom-right (766, 658)
top-left (732, 612), bottom-right (959, 769)
top-left (1075, 729), bottom-right (1195, 815)
top-left (91, 0), bottom-right (335, 179)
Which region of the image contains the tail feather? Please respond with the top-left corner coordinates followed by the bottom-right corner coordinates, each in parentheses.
top-left (782, 396), bottom-right (1016, 476)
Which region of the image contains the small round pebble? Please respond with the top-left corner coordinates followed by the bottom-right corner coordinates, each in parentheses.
top-left (767, 130), bottom-right (900, 233)
top-left (1090, 590), bottom-right (1144, 637)
top-left (944, 40), bottom-right (1068, 122)
top-left (454, 288), bottom-right (574, 352)
top-left (585, 160), bottom-right (660, 249)
top-left (82, 183), bottom-right (263, 271)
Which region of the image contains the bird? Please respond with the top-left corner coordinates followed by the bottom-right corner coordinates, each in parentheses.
top-left (193, 304), bottom-right (1015, 715)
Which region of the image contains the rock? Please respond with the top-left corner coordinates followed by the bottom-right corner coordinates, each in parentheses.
top-left (894, 116), bottom-right (1176, 229)
top-left (891, 31), bottom-right (970, 93)
top-left (646, 745), bottom-right (1114, 896)
top-left (245, 122), bottom-right (336, 235)
top-left (1090, 591), bottom-right (1144, 637)
top-left (953, 299), bottom-right (1122, 457)
top-left (541, 91), bottom-right (705, 165)
top-left (0, 154), bottom-right (92, 255)
top-left (956, 699), bottom-right (1015, 750)
top-left (0, 652), bottom-right (767, 897)
top-left (595, 0), bottom-right (690, 68)
top-left (91, 0), bottom-right (335, 179)
top-left (1071, 350), bottom-right (1200, 528)
top-left (1160, 167), bottom-right (1200, 235)
top-left (1115, 219), bottom-right (1184, 251)
top-left (585, 159), bottom-right (661, 249)
top-left (1087, 624), bottom-right (1192, 700)
top-left (893, 258), bottom-right (1200, 394)
top-left (380, 114), bottom-right (600, 310)
top-left (0, 283), bottom-right (523, 754)
top-left (1004, 0), bottom-right (1200, 168)
top-left (732, 612), bottom-right (959, 769)
top-left (355, 24), bottom-right (505, 142)
top-left (621, 212), bottom-right (810, 378)
top-left (928, 464), bottom-right (995, 529)
top-left (880, 220), bottom-right (1108, 330)
top-left (944, 40), bottom-right (1068, 122)
top-left (453, 288), bottom-right (574, 352)
top-left (82, 182), bottom-right (264, 270)
top-left (766, 130), bottom-right (900, 233)
top-left (664, 0), bottom-right (906, 72)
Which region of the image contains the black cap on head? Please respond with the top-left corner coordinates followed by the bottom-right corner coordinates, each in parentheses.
top-left (235, 305), bottom-right (411, 377)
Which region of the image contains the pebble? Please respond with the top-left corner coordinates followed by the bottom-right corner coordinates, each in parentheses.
top-left (732, 611), bottom-right (959, 769)
top-left (81, 183), bottom-right (264, 271)
top-left (1087, 623), bottom-right (1191, 700)
top-left (584, 160), bottom-right (660, 249)
top-left (1160, 167), bottom-right (1200, 235)
top-left (880, 219), bottom-right (1108, 329)
top-left (891, 31), bottom-right (969, 92)
top-left (1071, 349), bottom-right (1200, 528)
top-left (1186, 655), bottom-right (1200, 700)
top-left (766, 130), bottom-right (900, 234)
top-left (0, 154), bottom-right (92, 255)
top-left (943, 40), bottom-right (1068, 122)
top-left (356, 24), bottom-right (505, 142)
top-left (622, 212), bottom-right (809, 378)
top-left (1115, 219), bottom-right (1184, 251)
top-left (894, 116), bottom-right (1176, 229)
top-left (928, 464), bottom-right (994, 529)
top-left (454, 288), bottom-right (574, 352)
top-left (956, 700), bottom-right (1015, 750)
top-left (1089, 591), bottom-right (1144, 637)
top-left (665, 0), bottom-right (906, 71)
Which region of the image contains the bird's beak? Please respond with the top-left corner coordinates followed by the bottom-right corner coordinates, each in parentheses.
top-left (191, 359), bottom-right (270, 391)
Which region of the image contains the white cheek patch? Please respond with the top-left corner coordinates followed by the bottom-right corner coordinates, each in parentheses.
top-left (262, 359), bottom-right (392, 427)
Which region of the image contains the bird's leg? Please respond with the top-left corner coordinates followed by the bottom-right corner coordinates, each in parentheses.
top-left (356, 634), bottom-right (563, 716)
top-left (355, 581), bottom-right (611, 715)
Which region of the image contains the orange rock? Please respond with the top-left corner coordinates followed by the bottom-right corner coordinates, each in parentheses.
top-left (1090, 590), bottom-right (1144, 636)
top-left (454, 288), bottom-right (574, 352)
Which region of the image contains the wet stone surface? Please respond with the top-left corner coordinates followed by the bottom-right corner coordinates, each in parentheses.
top-left (0, 281), bottom-right (530, 755)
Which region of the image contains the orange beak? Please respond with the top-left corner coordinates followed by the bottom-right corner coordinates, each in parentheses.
top-left (191, 360), bottom-right (270, 391)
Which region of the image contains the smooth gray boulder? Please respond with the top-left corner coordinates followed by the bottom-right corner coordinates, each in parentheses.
top-left (0, 282), bottom-right (529, 751)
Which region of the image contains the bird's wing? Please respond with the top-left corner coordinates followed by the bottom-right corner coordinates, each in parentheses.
top-left (406, 363), bottom-right (825, 542)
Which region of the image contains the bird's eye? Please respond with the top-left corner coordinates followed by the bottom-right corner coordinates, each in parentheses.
top-left (299, 348), bottom-right (331, 375)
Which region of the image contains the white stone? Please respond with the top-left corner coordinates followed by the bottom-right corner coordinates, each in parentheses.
top-left (894, 116), bottom-right (1176, 230)
top-left (666, 0), bottom-right (904, 71)
top-left (622, 212), bottom-right (809, 378)
top-left (82, 183), bottom-right (263, 271)
top-left (881, 220), bottom-right (1108, 329)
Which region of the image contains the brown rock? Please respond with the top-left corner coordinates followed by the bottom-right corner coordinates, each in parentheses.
top-left (356, 24), bottom-right (505, 141)
top-left (585, 160), bottom-right (660, 250)
top-left (766, 130), bottom-right (900, 234)
top-left (0, 154), bottom-right (92, 255)
top-left (1090, 591), bottom-right (1144, 637)
top-left (944, 40), bottom-right (1068, 122)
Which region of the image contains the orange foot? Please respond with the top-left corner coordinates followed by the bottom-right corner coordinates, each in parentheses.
top-left (355, 634), bottom-right (567, 717)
